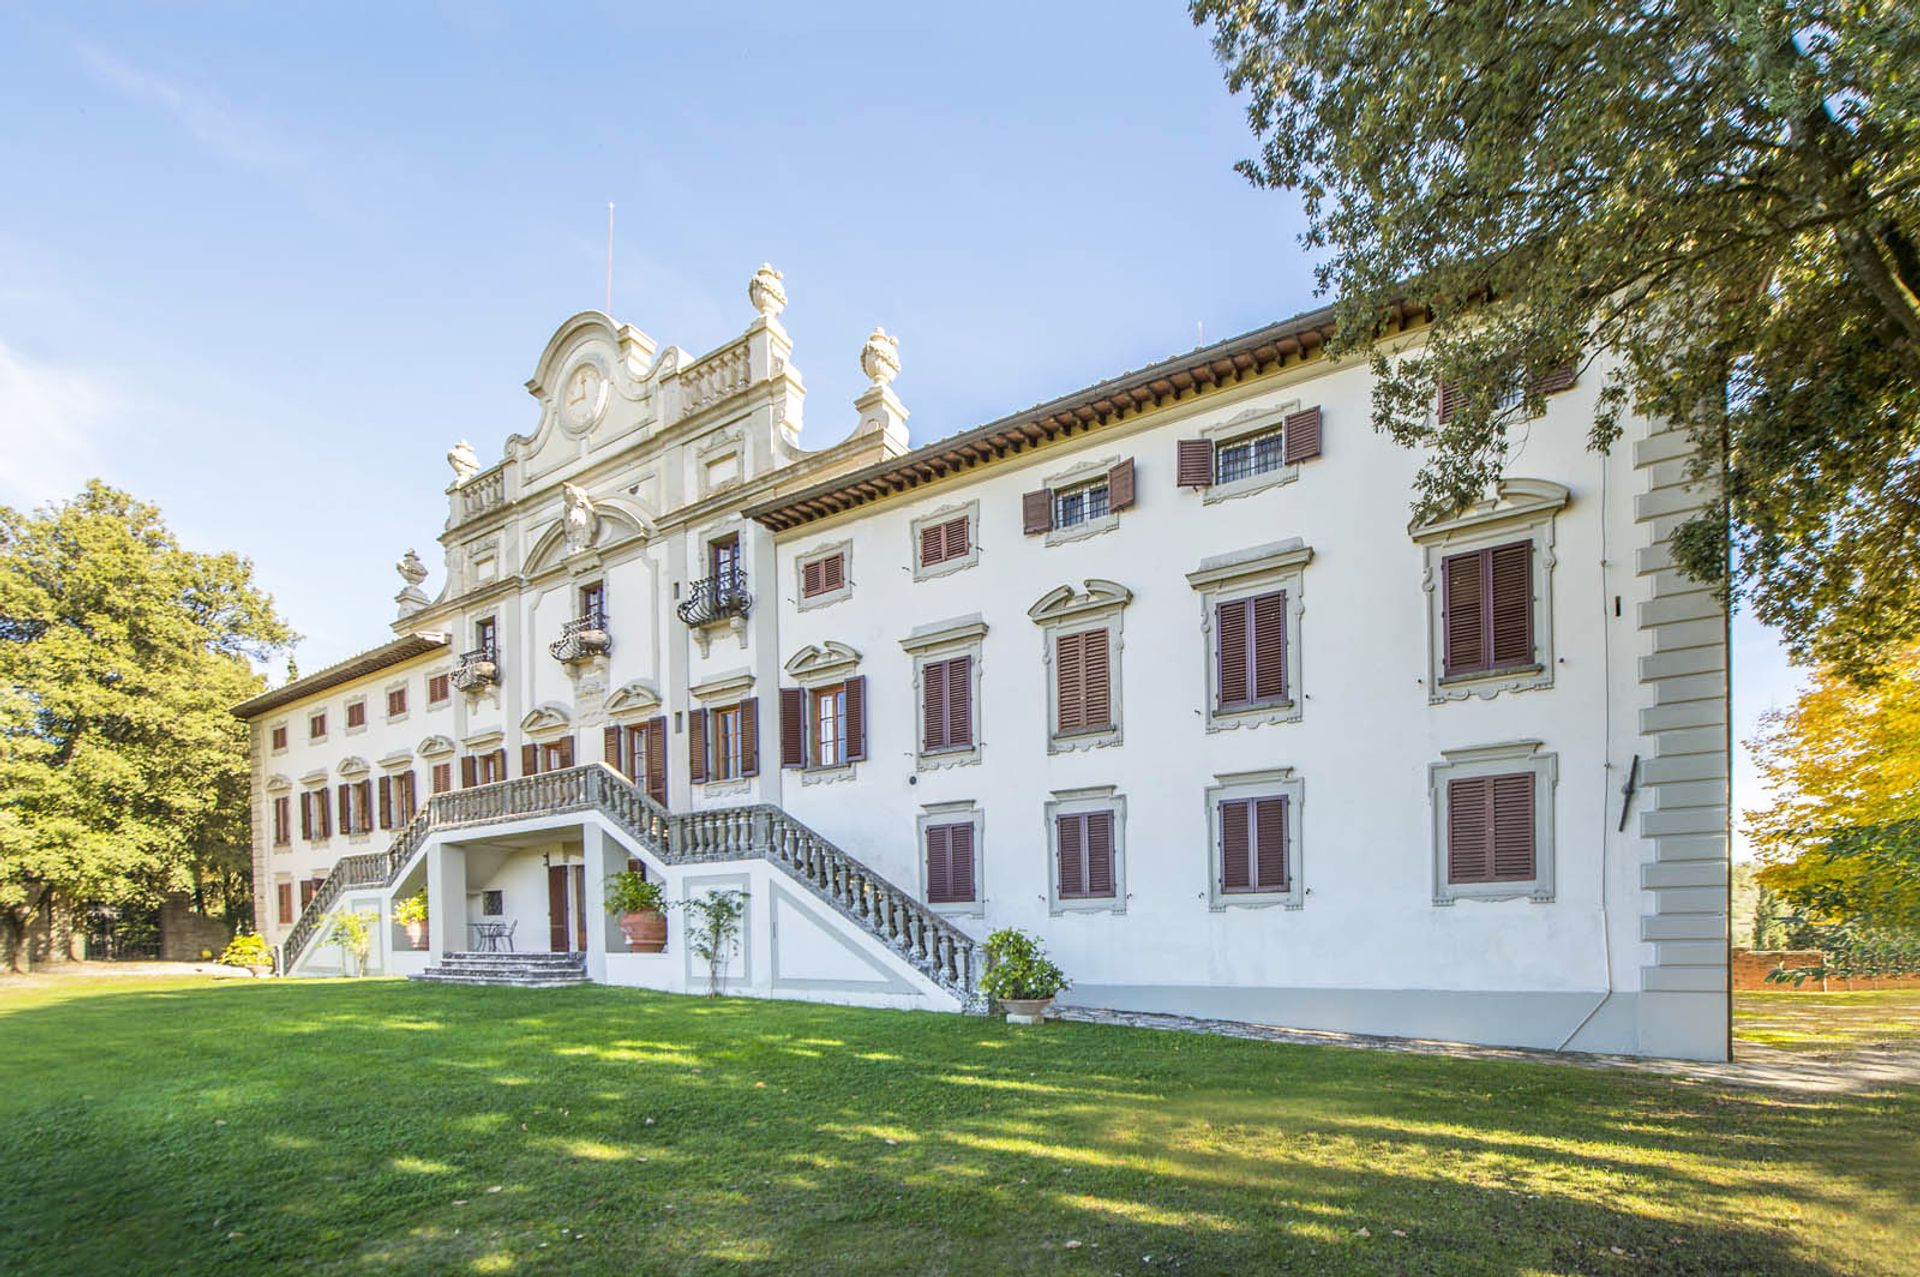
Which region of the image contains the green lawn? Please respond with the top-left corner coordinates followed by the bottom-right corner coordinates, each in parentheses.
top-left (4, 978), bottom-right (1916, 1276)
top-left (1734, 989), bottom-right (1920, 1053)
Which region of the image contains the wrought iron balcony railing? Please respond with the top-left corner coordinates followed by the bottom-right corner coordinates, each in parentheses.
top-left (449, 644), bottom-right (500, 691)
top-left (549, 613), bottom-right (611, 663)
top-left (675, 566), bottom-right (752, 628)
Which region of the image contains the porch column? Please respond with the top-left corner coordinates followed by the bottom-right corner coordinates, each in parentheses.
top-left (581, 821), bottom-right (624, 982)
top-left (426, 839), bottom-right (467, 957)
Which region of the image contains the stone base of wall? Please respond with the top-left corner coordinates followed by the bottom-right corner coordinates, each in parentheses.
top-left (158, 896), bottom-right (234, 962)
top-left (1732, 947), bottom-right (1920, 992)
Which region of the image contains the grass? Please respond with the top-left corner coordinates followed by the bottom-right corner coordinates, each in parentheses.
top-left (4, 977), bottom-right (1917, 1276)
top-left (1734, 988), bottom-right (1920, 1053)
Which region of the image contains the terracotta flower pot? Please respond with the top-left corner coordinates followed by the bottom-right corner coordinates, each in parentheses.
top-left (1001, 997), bottom-right (1054, 1025)
top-left (404, 920), bottom-right (428, 950)
top-left (620, 909), bottom-right (668, 953)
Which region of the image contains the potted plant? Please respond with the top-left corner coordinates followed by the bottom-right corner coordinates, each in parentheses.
top-left (220, 931), bottom-right (275, 978)
top-left (979, 928), bottom-right (1069, 1024)
top-left (394, 890), bottom-right (429, 949)
top-left (607, 869), bottom-right (668, 953)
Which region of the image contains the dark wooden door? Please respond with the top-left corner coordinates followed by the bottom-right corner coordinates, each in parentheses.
top-left (548, 864), bottom-right (588, 952)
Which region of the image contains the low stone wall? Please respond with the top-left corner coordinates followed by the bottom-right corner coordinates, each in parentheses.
top-left (1733, 947), bottom-right (1920, 992)
top-left (158, 897), bottom-right (234, 962)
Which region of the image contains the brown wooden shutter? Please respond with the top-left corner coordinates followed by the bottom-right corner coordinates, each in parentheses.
top-left (521, 743), bottom-right (539, 777)
top-left (1437, 379), bottom-right (1461, 423)
top-left (922, 659), bottom-right (948, 751)
top-left (460, 755), bottom-right (477, 788)
top-left (947, 656), bottom-right (973, 746)
top-left (378, 775), bottom-right (392, 830)
top-left (918, 523), bottom-right (945, 567)
top-left (948, 517), bottom-right (970, 560)
top-left (1086, 810), bottom-right (1115, 897)
top-left (822, 553), bottom-right (844, 592)
top-left (1083, 629), bottom-right (1110, 729)
top-left (548, 864), bottom-right (570, 951)
top-left (1176, 439), bottom-right (1214, 487)
top-left (1022, 489), bottom-right (1052, 536)
top-left (1252, 591), bottom-right (1287, 701)
top-left (1530, 364), bottom-right (1576, 395)
top-left (1488, 541), bottom-right (1533, 667)
top-left (1442, 550), bottom-right (1487, 675)
top-left (1254, 796), bottom-right (1288, 889)
top-left (687, 708), bottom-right (709, 784)
top-left (556, 736), bottom-right (574, 768)
top-left (1490, 773), bottom-right (1536, 879)
top-left (1055, 631), bottom-right (1085, 733)
top-left (1057, 814), bottom-right (1085, 897)
top-left (604, 725), bottom-right (622, 771)
top-left (337, 785), bottom-right (351, 834)
top-left (739, 697), bottom-right (760, 776)
top-left (925, 824), bottom-right (950, 902)
top-left (645, 716), bottom-right (668, 804)
top-left (1108, 458), bottom-right (1136, 510)
top-left (1216, 598), bottom-right (1251, 708)
top-left (844, 675), bottom-right (867, 761)
top-left (1283, 406), bottom-right (1322, 463)
top-left (299, 792), bottom-right (312, 840)
top-left (801, 558), bottom-right (825, 597)
top-left (401, 771), bottom-right (417, 820)
top-left (948, 821), bottom-right (975, 902)
top-left (1447, 776), bottom-right (1492, 883)
top-left (277, 881), bottom-right (294, 925)
top-left (358, 779), bottom-right (374, 833)
top-left (779, 687), bottom-right (807, 768)
top-left (1220, 799), bottom-right (1251, 891)
top-left (493, 748), bottom-right (508, 782)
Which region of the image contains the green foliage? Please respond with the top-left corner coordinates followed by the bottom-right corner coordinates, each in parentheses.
top-left (681, 888), bottom-right (746, 997)
top-left (1764, 923), bottom-right (1920, 982)
top-left (219, 931), bottom-right (273, 970)
top-left (977, 927), bottom-right (1069, 1002)
top-left (393, 890), bottom-right (428, 927)
top-left (325, 910), bottom-right (376, 977)
top-left (0, 482), bottom-right (293, 968)
top-left (603, 870), bottom-right (665, 917)
top-left (1193, 0), bottom-right (1920, 680)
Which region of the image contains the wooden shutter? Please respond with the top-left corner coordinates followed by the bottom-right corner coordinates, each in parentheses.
top-left (948, 821), bottom-right (975, 902)
top-left (739, 697), bottom-right (759, 776)
top-left (1488, 541), bottom-right (1534, 667)
top-left (1254, 796), bottom-right (1288, 890)
top-left (1437, 380), bottom-right (1461, 423)
top-left (922, 659), bottom-right (948, 751)
top-left (604, 725), bottom-right (622, 771)
top-left (1530, 364), bottom-right (1576, 395)
top-left (1283, 406), bottom-right (1322, 462)
top-left (644, 716), bottom-right (668, 804)
top-left (1108, 458), bottom-right (1135, 510)
top-left (556, 736), bottom-right (574, 768)
top-left (918, 522), bottom-right (945, 567)
top-left (358, 780), bottom-right (374, 833)
top-left (1442, 550), bottom-right (1487, 674)
top-left (378, 775), bottom-right (392, 830)
top-left (1216, 598), bottom-right (1251, 708)
top-left (925, 824), bottom-right (951, 903)
top-left (1055, 631), bottom-right (1086, 733)
top-left (822, 553), bottom-right (845, 592)
top-left (844, 675), bottom-right (867, 761)
top-left (1022, 489), bottom-right (1053, 535)
top-left (1176, 439), bottom-right (1214, 487)
top-left (1086, 810), bottom-right (1115, 897)
top-left (299, 792), bottom-right (312, 840)
top-left (687, 708), bottom-right (709, 784)
top-left (400, 771), bottom-right (417, 821)
top-left (947, 655), bottom-right (973, 746)
top-left (1251, 591), bottom-right (1287, 702)
top-left (432, 762), bottom-right (450, 794)
top-left (460, 755), bottom-right (477, 788)
top-left (779, 687), bottom-right (807, 768)
top-left (1220, 799), bottom-right (1251, 891)
top-left (492, 749), bottom-right (508, 782)
top-left (1057, 814), bottom-right (1085, 897)
top-left (521, 743), bottom-right (539, 777)
top-left (337, 785), bottom-right (351, 835)
top-left (1082, 629), bottom-right (1111, 729)
top-left (943, 517), bottom-right (969, 561)
top-left (801, 558), bottom-right (826, 597)
top-left (1490, 773), bottom-right (1536, 880)
top-left (1447, 776), bottom-right (1492, 883)
top-left (548, 864), bottom-right (570, 952)
top-left (277, 881), bottom-right (293, 925)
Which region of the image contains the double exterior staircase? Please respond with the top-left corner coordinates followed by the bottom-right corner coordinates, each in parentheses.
top-left (412, 952), bottom-right (589, 988)
top-left (279, 763), bottom-right (981, 1005)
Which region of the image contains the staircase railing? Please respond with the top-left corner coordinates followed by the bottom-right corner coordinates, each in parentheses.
top-left (278, 763), bottom-right (978, 1001)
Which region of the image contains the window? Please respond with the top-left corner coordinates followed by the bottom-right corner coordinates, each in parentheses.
top-left (689, 701), bottom-right (759, 785)
top-left (920, 516), bottom-right (969, 567)
top-left (1022, 459), bottom-right (1134, 541)
top-left (1177, 406), bottom-right (1322, 495)
top-left (379, 771), bottom-right (417, 829)
top-left (1442, 541), bottom-right (1534, 676)
top-left (924, 821), bottom-right (976, 904)
top-left (1437, 365), bottom-right (1576, 423)
top-left (431, 761), bottom-right (452, 794)
top-left (1055, 481), bottom-right (1109, 529)
top-left (1207, 770), bottom-right (1305, 909)
top-left (606, 718), bottom-right (669, 804)
top-left (345, 701), bottom-right (367, 729)
top-left (1430, 742), bottom-right (1556, 904)
top-left (270, 725), bottom-right (288, 751)
top-left (910, 502), bottom-right (981, 580)
top-left (463, 749), bottom-right (508, 787)
top-left (712, 705), bottom-right (745, 781)
top-left (920, 655), bottom-right (973, 754)
top-left (475, 616), bottom-right (497, 655)
top-left (481, 890), bottom-right (504, 917)
top-left (1214, 425), bottom-right (1285, 485)
top-left (524, 736), bottom-right (574, 775)
top-left (428, 674), bottom-right (451, 705)
top-left (309, 713), bottom-right (327, 740)
top-left (276, 881), bottom-right (294, 925)
top-left (710, 534), bottom-right (741, 580)
top-left (386, 687), bottom-right (407, 718)
top-left (301, 878), bottom-right (323, 909)
top-left (811, 684), bottom-right (847, 767)
top-left (801, 552), bottom-right (845, 599)
top-left (300, 788), bottom-right (331, 840)
top-left (1216, 591), bottom-right (1288, 710)
top-left (580, 581), bottom-right (605, 624)
top-left (1054, 628), bottom-right (1111, 735)
top-left (1056, 811), bottom-right (1115, 901)
top-left (337, 779), bottom-right (373, 836)
top-left (271, 796), bottom-right (291, 847)
top-left (1188, 542), bottom-right (1310, 731)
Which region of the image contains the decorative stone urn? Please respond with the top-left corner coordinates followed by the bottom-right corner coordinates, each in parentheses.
top-left (1001, 997), bottom-right (1053, 1025)
top-left (620, 909), bottom-right (668, 953)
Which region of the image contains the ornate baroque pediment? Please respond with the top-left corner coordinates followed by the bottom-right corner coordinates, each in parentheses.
top-left (417, 734), bottom-right (456, 758)
top-left (783, 641), bottom-right (863, 682)
top-left (1408, 478), bottom-right (1570, 544)
top-left (520, 703), bottom-right (573, 737)
top-left (1028, 579), bottom-right (1132, 625)
top-left (604, 680), bottom-right (662, 717)
top-left (336, 756), bottom-right (371, 778)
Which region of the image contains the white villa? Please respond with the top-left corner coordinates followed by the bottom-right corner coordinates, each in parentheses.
top-left (234, 265), bottom-right (1731, 1060)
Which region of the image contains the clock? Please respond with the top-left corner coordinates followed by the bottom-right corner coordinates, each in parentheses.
top-left (561, 360), bottom-right (608, 431)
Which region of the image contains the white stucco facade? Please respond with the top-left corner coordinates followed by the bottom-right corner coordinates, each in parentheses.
top-left (237, 269), bottom-right (1730, 1059)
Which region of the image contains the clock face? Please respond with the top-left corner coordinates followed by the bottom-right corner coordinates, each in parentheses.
top-left (561, 362), bottom-right (607, 430)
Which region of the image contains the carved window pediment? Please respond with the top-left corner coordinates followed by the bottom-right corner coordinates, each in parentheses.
top-left (1028, 579), bottom-right (1132, 626)
top-left (417, 734), bottom-right (457, 758)
top-left (783, 641), bottom-right (863, 683)
top-left (604, 680), bottom-right (663, 718)
top-left (520, 703), bottom-right (574, 737)
top-left (266, 773), bottom-right (293, 793)
top-left (336, 756), bottom-right (371, 778)
top-left (1409, 478), bottom-right (1570, 544)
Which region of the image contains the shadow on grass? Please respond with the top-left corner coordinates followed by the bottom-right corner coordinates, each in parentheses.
top-left (5, 979), bottom-right (1916, 1275)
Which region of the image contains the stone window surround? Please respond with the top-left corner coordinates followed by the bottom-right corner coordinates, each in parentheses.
top-left (1185, 539), bottom-right (1313, 732)
top-left (384, 678), bottom-right (410, 725)
top-left (783, 642), bottom-right (863, 785)
top-left (1040, 453), bottom-right (1123, 547)
top-left (299, 769), bottom-right (331, 842)
top-left (307, 711), bottom-right (329, 744)
top-left (344, 697), bottom-right (370, 735)
top-left (417, 734), bottom-right (457, 760)
top-left (909, 498), bottom-right (981, 582)
top-left (269, 721), bottom-right (290, 754)
top-left (917, 800), bottom-right (984, 917)
top-left (1412, 478), bottom-right (1567, 705)
top-left (426, 669), bottom-right (454, 707)
top-left (1429, 739), bottom-right (1559, 905)
top-left (900, 614), bottom-right (988, 771)
top-left (1045, 785), bottom-right (1127, 915)
top-left (1201, 400), bottom-right (1304, 505)
top-left (1028, 580), bottom-right (1130, 755)
top-left (794, 538), bottom-right (854, 611)
top-left (1204, 767), bottom-right (1306, 911)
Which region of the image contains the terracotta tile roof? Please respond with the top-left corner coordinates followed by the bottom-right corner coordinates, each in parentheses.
top-left (230, 632), bottom-right (450, 719)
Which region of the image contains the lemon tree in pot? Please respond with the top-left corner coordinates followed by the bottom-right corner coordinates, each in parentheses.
top-left (607, 869), bottom-right (668, 952)
top-left (393, 890), bottom-right (429, 949)
top-left (978, 927), bottom-right (1069, 1024)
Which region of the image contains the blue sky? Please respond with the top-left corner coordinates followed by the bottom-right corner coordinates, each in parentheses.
top-left (0, 2), bottom-right (1798, 849)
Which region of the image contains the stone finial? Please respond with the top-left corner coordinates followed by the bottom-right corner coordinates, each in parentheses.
top-left (749, 263), bottom-right (787, 319)
top-left (394, 548), bottom-right (430, 617)
top-left (560, 481), bottom-right (599, 556)
top-left (860, 327), bottom-right (900, 388)
top-left (447, 440), bottom-right (480, 485)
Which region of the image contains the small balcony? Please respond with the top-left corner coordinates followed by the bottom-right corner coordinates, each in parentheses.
top-left (449, 644), bottom-right (501, 691)
top-left (676, 566), bottom-right (753, 629)
top-left (549, 613), bottom-right (611, 664)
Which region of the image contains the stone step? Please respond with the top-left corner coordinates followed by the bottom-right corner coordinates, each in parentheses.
top-left (409, 972), bottom-right (590, 988)
top-left (410, 950), bottom-right (589, 988)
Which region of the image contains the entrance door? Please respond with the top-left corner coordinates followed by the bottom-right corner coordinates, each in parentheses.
top-left (547, 864), bottom-right (588, 952)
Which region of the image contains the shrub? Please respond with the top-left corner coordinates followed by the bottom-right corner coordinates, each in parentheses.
top-left (220, 932), bottom-right (273, 970)
top-left (393, 890), bottom-right (428, 926)
top-left (605, 870), bottom-right (666, 916)
top-left (978, 928), bottom-right (1069, 1002)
